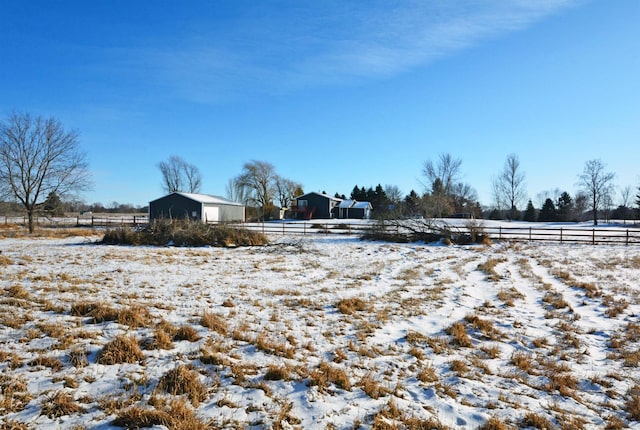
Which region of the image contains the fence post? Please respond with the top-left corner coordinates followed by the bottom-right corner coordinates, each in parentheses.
top-left (529, 227), bottom-right (532, 241)
top-left (282, 222), bottom-right (285, 235)
top-left (560, 228), bottom-right (563, 244)
top-left (499, 226), bottom-right (502, 240)
top-left (626, 229), bottom-right (629, 246)
top-left (303, 222), bottom-right (306, 235)
top-left (592, 229), bottom-right (595, 245)
top-left (262, 222), bottom-right (265, 234)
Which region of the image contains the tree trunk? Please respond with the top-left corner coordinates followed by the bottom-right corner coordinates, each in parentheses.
top-left (27, 209), bottom-right (35, 233)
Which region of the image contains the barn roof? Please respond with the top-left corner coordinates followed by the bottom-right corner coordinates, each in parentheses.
top-left (150, 192), bottom-right (244, 206)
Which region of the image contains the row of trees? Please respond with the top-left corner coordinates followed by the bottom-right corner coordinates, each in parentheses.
top-left (1, 111), bottom-right (637, 232)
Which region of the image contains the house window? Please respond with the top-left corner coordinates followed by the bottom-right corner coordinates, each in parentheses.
top-left (298, 200), bottom-right (308, 207)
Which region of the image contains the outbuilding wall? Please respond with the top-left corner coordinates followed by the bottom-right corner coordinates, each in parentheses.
top-left (149, 194), bottom-right (201, 220)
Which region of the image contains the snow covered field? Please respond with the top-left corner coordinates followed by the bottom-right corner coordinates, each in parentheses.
top-left (1, 232), bottom-right (640, 429)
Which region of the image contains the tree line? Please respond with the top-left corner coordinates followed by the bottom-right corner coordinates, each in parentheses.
top-left (1, 112), bottom-right (638, 231)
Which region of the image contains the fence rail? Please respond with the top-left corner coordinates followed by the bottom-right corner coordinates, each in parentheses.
top-left (2, 215), bottom-right (640, 245)
top-left (1, 215), bottom-right (149, 228)
top-left (236, 221), bottom-right (640, 246)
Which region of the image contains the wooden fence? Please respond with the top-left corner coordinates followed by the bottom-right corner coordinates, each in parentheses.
top-left (2, 215), bottom-right (639, 245)
top-left (1, 215), bottom-right (149, 228)
top-left (236, 221), bottom-right (640, 246)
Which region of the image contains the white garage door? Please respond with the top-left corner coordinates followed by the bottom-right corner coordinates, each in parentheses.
top-left (203, 206), bottom-right (219, 223)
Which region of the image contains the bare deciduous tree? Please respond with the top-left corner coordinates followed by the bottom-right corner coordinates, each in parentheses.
top-left (384, 185), bottom-right (403, 205)
top-left (226, 177), bottom-right (249, 204)
top-left (158, 155), bottom-right (202, 194)
top-left (577, 159), bottom-right (615, 226)
top-left (620, 185), bottom-right (633, 208)
top-left (235, 160), bottom-right (276, 218)
top-left (0, 112), bottom-right (91, 233)
top-left (493, 153), bottom-right (526, 219)
top-left (274, 175), bottom-right (302, 209)
top-left (422, 153), bottom-right (462, 196)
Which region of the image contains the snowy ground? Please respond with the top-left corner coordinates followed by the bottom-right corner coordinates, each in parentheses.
top-left (1, 232), bottom-right (640, 429)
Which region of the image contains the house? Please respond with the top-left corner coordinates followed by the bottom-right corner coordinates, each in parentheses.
top-left (149, 192), bottom-right (245, 223)
top-left (292, 192), bottom-right (372, 220)
top-left (338, 200), bottom-right (373, 220)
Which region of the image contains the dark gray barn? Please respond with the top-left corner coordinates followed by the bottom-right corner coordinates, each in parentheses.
top-left (149, 192), bottom-right (245, 223)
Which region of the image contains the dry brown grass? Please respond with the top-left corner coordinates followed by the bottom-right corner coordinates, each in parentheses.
top-left (142, 327), bottom-right (175, 350)
top-left (478, 416), bottom-right (513, 430)
top-left (157, 365), bottom-right (208, 407)
top-left (336, 297), bottom-right (371, 315)
top-left (173, 325), bottom-right (201, 342)
top-left (542, 291), bottom-right (570, 309)
top-left (496, 287), bottom-right (524, 307)
top-left (97, 335), bottom-right (144, 365)
top-left (417, 364), bottom-right (438, 384)
top-left (465, 313), bottom-right (499, 339)
top-left (28, 354), bottom-right (64, 372)
top-left (70, 301), bottom-right (118, 323)
top-left (200, 311), bottom-right (228, 335)
top-left (446, 321), bottom-right (472, 348)
top-left (510, 351), bottom-right (534, 373)
top-left (478, 258), bottom-right (505, 281)
top-left (254, 332), bottom-right (295, 359)
top-left (308, 361), bottom-right (351, 392)
top-left (264, 364), bottom-right (294, 381)
top-left (521, 412), bottom-right (553, 429)
top-left (0, 374), bottom-right (32, 414)
top-left (40, 390), bottom-right (85, 418)
top-left (112, 398), bottom-right (210, 430)
top-left (358, 373), bottom-right (390, 399)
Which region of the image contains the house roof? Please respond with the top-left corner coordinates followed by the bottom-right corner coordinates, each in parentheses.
top-left (150, 192), bottom-right (244, 206)
top-left (353, 201), bottom-right (373, 209)
top-left (338, 199), bottom-right (372, 209)
top-left (296, 191), bottom-right (342, 202)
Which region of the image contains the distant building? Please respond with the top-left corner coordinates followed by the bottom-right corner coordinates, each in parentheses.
top-left (338, 200), bottom-right (372, 220)
top-left (292, 192), bottom-right (372, 220)
top-left (149, 192), bottom-right (245, 223)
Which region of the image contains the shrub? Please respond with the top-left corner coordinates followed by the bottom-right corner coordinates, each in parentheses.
top-left (97, 335), bottom-right (144, 365)
top-left (101, 219), bottom-right (269, 247)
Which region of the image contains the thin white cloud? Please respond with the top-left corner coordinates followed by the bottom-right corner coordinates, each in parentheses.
top-left (118, 0), bottom-right (583, 103)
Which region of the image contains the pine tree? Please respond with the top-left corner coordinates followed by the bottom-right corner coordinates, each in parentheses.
top-left (404, 190), bottom-right (421, 217)
top-left (43, 192), bottom-right (65, 217)
top-left (523, 200), bottom-right (536, 222)
top-left (538, 198), bottom-right (557, 222)
top-left (556, 192), bottom-right (574, 222)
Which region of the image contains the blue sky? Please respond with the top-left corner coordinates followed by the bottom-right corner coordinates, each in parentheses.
top-left (1, 1), bottom-right (638, 208)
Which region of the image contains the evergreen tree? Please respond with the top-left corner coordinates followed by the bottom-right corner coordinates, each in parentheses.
top-left (42, 192), bottom-right (65, 217)
top-left (523, 200), bottom-right (536, 222)
top-left (556, 192), bottom-right (574, 222)
top-left (538, 198), bottom-right (557, 222)
top-left (403, 190), bottom-right (422, 217)
top-left (370, 184), bottom-right (390, 217)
